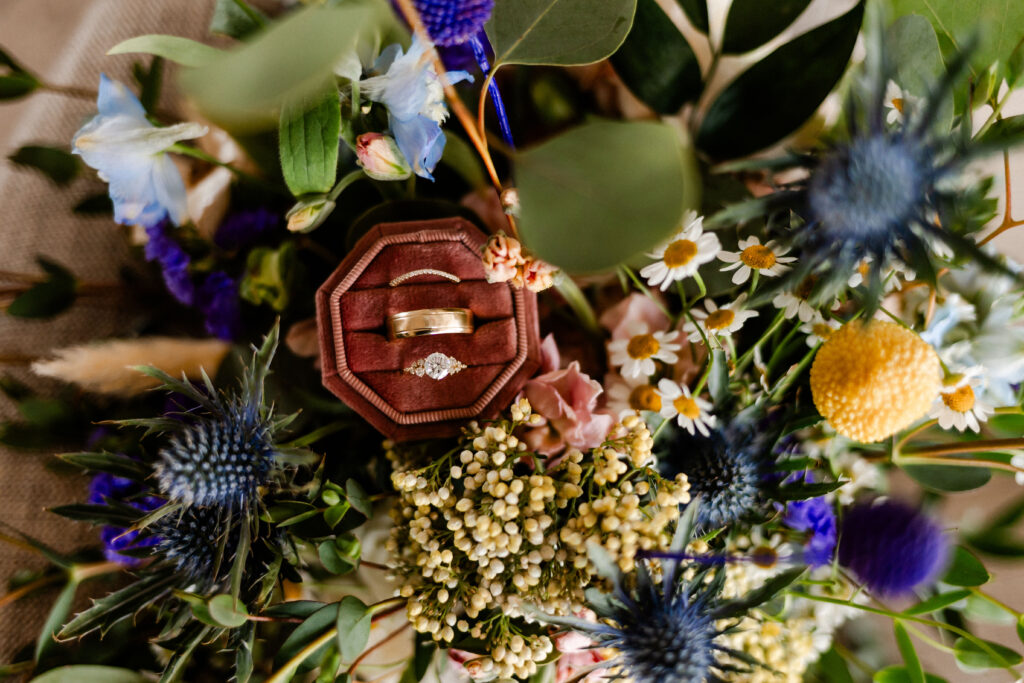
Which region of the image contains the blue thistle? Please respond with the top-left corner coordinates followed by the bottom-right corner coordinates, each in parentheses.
top-left (838, 499), bottom-right (949, 596)
top-left (414, 0), bottom-right (493, 47)
top-left (151, 325), bottom-right (282, 512)
top-left (153, 506), bottom-right (241, 582)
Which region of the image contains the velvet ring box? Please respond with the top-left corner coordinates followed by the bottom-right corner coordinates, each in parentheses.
top-left (316, 217), bottom-right (542, 441)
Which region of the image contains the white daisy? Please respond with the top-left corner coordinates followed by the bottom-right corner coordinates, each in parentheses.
top-left (772, 290), bottom-right (818, 323)
top-left (883, 80), bottom-right (921, 126)
top-left (927, 366), bottom-right (994, 433)
top-left (605, 373), bottom-right (662, 417)
top-left (684, 294), bottom-right (759, 342)
top-left (718, 236), bottom-right (796, 285)
top-left (640, 211), bottom-right (720, 291)
top-left (800, 315), bottom-right (841, 348)
top-left (656, 378), bottom-right (715, 436)
top-left (847, 257), bottom-right (914, 292)
top-left (608, 321), bottom-right (682, 378)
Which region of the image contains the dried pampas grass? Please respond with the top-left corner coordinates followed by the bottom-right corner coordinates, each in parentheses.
top-left (32, 337), bottom-right (232, 397)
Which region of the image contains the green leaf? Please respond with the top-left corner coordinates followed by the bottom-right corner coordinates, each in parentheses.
top-left (132, 57), bottom-right (164, 115)
top-left (345, 479), bottom-right (371, 517)
top-left (207, 594), bottom-right (249, 628)
top-left (886, 15), bottom-right (950, 130)
top-left (772, 480), bottom-right (843, 501)
top-left (487, 0), bottom-right (637, 67)
top-left (29, 666), bottom-right (148, 683)
top-left (274, 603), bottom-right (339, 672)
top-left (210, 0), bottom-right (268, 39)
top-left (240, 242), bottom-right (298, 311)
top-left (73, 193), bottom-right (114, 215)
top-left (942, 546), bottom-right (989, 586)
top-left (49, 504), bottom-right (140, 527)
top-left (182, 4), bottom-right (374, 131)
top-left (175, 590), bottom-right (220, 627)
top-left (1017, 616), bottom-right (1024, 645)
top-left (696, 0), bottom-right (864, 158)
top-left (8, 145), bottom-right (79, 185)
top-left (107, 35), bottom-right (222, 67)
top-left (36, 581), bottom-right (78, 662)
top-left (514, 119), bottom-right (698, 273)
top-left (677, 0), bottom-right (708, 32)
top-left (712, 566), bottom-right (805, 618)
top-left (6, 257), bottom-right (77, 319)
top-left (894, 621), bottom-right (925, 683)
top-left (57, 452), bottom-right (150, 480)
top-left (335, 596), bottom-right (372, 661)
top-left (59, 572), bottom-right (178, 639)
top-left (708, 348), bottom-right (728, 406)
top-left (610, 0), bottom-right (702, 113)
top-left (235, 621), bottom-right (256, 683)
top-left (904, 589), bottom-right (971, 615)
top-left (811, 646), bottom-right (854, 683)
top-left (323, 503), bottom-right (350, 529)
top-left (873, 667), bottom-right (948, 683)
top-left (721, 0), bottom-right (811, 54)
top-left (952, 637), bottom-right (1022, 670)
top-left (0, 45), bottom-right (39, 100)
top-left (900, 461), bottom-right (991, 492)
top-left (889, 0), bottom-right (1024, 80)
top-left (279, 85), bottom-right (340, 196)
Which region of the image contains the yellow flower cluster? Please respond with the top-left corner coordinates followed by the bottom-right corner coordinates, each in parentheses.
top-left (386, 401), bottom-right (688, 679)
top-left (717, 615), bottom-right (819, 683)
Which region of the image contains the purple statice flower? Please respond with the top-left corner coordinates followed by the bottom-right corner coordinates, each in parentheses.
top-left (198, 271), bottom-right (241, 341)
top-left (88, 472), bottom-right (161, 566)
top-left (838, 500), bottom-right (950, 596)
top-left (214, 207), bottom-right (280, 250)
top-left (783, 497), bottom-right (837, 568)
top-left (144, 221), bottom-right (195, 305)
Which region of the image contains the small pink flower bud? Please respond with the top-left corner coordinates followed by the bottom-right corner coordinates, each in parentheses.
top-left (515, 257), bottom-right (557, 292)
top-left (356, 133), bottom-right (412, 181)
top-left (481, 233), bottom-right (526, 284)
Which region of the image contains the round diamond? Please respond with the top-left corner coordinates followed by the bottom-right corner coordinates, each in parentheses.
top-left (423, 353), bottom-right (452, 380)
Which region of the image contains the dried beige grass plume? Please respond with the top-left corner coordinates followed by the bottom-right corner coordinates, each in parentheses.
top-left (32, 337), bottom-right (232, 397)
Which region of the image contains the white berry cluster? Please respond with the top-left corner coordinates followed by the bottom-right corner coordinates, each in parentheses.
top-left (386, 400), bottom-right (690, 679)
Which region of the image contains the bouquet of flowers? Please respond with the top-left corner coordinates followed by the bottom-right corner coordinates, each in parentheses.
top-left (3, 0), bottom-right (1024, 681)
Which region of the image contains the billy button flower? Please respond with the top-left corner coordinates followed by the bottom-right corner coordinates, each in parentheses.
top-left (640, 211), bottom-right (720, 291)
top-left (718, 236), bottom-right (795, 286)
top-left (608, 321), bottom-right (682, 378)
top-left (810, 320), bottom-right (940, 443)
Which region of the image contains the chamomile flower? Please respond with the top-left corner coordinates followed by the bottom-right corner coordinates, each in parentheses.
top-left (605, 373), bottom-right (662, 417)
top-left (928, 366), bottom-right (994, 433)
top-left (801, 316), bottom-right (841, 347)
top-left (684, 294), bottom-right (759, 343)
top-left (640, 211), bottom-right (720, 291)
top-left (608, 322), bottom-right (681, 378)
top-left (718, 236), bottom-right (795, 285)
top-left (657, 378), bottom-right (715, 436)
top-left (883, 80), bottom-right (920, 126)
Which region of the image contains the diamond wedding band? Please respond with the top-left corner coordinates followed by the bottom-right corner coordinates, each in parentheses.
top-left (404, 353), bottom-right (467, 380)
top-left (389, 269), bottom-right (460, 287)
top-left (387, 307), bottom-right (474, 339)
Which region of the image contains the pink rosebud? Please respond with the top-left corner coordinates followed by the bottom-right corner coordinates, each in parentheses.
top-left (482, 233), bottom-right (525, 283)
top-left (514, 256), bottom-right (557, 292)
top-left (523, 361), bottom-right (614, 455)
top-left (356, 133), bottom-right (411, 181)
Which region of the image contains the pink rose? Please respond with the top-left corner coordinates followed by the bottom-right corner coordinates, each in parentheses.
top-left (539, 333), bottom-right (560, 374)
top-left (599, 292), bottom-right (670, 340)
top-left (523, 361), bottom-right (614, 455)
top-left (482, 233), bottom-right (525, 283)
top-left (554, 618), bottom-right (609, 683)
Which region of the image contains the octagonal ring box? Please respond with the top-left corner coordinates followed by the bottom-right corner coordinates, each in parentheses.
top-left (316, 217), bottom-right (542, 442)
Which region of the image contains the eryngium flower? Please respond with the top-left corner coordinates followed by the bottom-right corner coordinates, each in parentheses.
top-left (414, 0), bottom-right (493, 46)
top-left (154, 506), bottom-right (241, 582)
top-left (838, 500), bottom-right (949, 596)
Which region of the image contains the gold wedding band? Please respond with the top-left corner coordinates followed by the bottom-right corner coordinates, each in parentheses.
top-left (387, 308), bottom-right (474, 339)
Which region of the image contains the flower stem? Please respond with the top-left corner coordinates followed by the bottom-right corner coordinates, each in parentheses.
top-left (328, 169), bottom-right (367, 202)
top-left (899, 437), bottom-right (1024, 459)
top-left (281, 419), bottom-right (350, 448)
top-left (733, 309), bottom-right (786, 377)
top-left (168, 143), bottom-right (287, 196)
top-left (621, 266), bottom-right (672, 320)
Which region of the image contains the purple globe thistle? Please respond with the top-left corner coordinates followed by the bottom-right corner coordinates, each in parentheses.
top-left (88, 472), bottom-right (162, 566)
top-left (838, 500), bottom-right (949, 596)
top-left (198, 270), bottom-right (241, 341)
top-left (144, 221), bottom-right (194, 305)
top-left (214, 208), bottom-right (280, 250)
top-left (153, 506), bottom-right (241, 583)
top-left (783, 496), bottom-right (837, 568)
top-left (414, 0), bottom-right (493, 46)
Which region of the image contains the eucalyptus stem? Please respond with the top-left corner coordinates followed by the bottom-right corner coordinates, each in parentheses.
top-left (900, 438), bottom-right (1024, 459)
top-left (281, 419), bottom-right (350, 448)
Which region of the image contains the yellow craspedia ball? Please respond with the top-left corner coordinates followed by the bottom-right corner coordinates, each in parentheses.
top-left (810, 320), bottom-right (940, 443)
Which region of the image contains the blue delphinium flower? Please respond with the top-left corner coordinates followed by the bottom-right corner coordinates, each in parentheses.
top-left (214, 208), bottom-right (280, 250)
top-left (360, 36), bottom-right (471, 180)
top-left (414, 0), bottom-right (493, 46)
top-left (838, 499), bottom-right (949, 596)
top-left (144, 220), bottom-right (195, 305)
top-left (198, 271), bottom-right (242, 341)
top-left (783, 496), bottom-right (837, 568)
top-left (88, 472), bottom-right (161, 566)
top-left (72, 74), bottom-right (206, 227)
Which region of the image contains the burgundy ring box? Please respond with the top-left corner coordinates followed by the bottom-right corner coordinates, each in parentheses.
top-left (316, 217), bottom-right (542, 441)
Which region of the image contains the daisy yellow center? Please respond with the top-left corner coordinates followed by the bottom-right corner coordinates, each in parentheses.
top-left (810, 321), bottom-right (940, 442)
top-left (751, 545), bottom-right (778, 568)
top-left (663, 239), bottom-right (699, 267)
top-left (673, 395), bottom-right (701, 419)
top-left (740, 245), bottom-right (776, 270)
top-left (629, 385), bottom-right (662, 412)
top-left (795, 275), bottom-right (817, 301)
top-left (811, 323), bottom-right (834, 340)
top-left (892, 97), bottom-right (905, 113)
top-left (627, 334), bottom-right (660, 360)
top-left (941, 385), bottom-right (975, 413)
top-left (705, 309), bottom-right (735, 331)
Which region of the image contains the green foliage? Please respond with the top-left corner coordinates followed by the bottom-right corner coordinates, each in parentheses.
top-left (873, 668), bottom-right (948, 683)
top-left (487, 0), bottom-right (637, 66)
top-left (334, 596), bottom-right (372, 661)
top-left (208, 595), bottom-right (250, 628)
top-left (708, 348), bottom-right (729, 406)
top-left (893, 621), bottom-right (925, 683)
top-left (59, 572), bottom-right (178, 639)
top-left (696, 1), bottom-right (864, 158)
top-left (952, 637), bottom-right (1022, 670)
top-left (610, 0), bottom-right (702, 113)
top-left (8, 145), bottom-right (79, 186)
top-left (210, 0), bottom-right (268, 39)
top-left (514, 119), bottom-right (698, 272)
top-left (29, 666), bottom-right (149, 683)
top-left (132, 56), bottom-right (164, 114)
top-left (900, 460), bottom-right (991, 492)
top-left (5, 257), bottom-right (77, 319)
top-left (0, 45), bottom-right (39, 99)
top-left (318, 534), bottom-right (361, 575)
top-left (942, 546), bottom-right (990, 586)
top-left (240, 241), bottom-right (298, 311)
top-left (904, 589), bottom-right (971, 615)
top-left (721, 0), bottom-right (811, 54)
top-left (107, 35), bottom-right (223, 67)
top-left (36, 581), bottom-right (78, 662)
top-left (713, 566), bottom-right (805, 618)
top-left (279, 85), bottom-right (341, 197)
top-left (275, 603), bottom-right (339, 673)
top-left (886, 15), bottom-right (951, 130)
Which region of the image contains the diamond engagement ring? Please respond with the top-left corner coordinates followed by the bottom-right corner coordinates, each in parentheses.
top-left (404, 353), bottom-right (467, 380)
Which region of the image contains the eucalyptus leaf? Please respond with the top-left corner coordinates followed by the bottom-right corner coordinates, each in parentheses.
top-left (345, 479), bottom-right (372, 517)
top-left (942, 546), bottom-right (989, 586)
top-left (8, 145), bottom-right (79, 185)
top-left (107, 35), bottom-right (223, 67)
top-left (696, 0), bottom-right (864, 158)
top-left (274, 603), bottom-right (339, 672)
top-left (610, 0), bottom-right (702, 113)
top-left (335, 595), bottom-right (372, 661)
top-left (29, 666), bottom-right (148, 683)
top-left (487, 0), bottom-right (637, 66)
top-left (901, 461), bottom-right (991, 492)
top-left (182, 4), bottom-right (373, 131)
top-left (721, 0), bottom-right (811, 54)
top-left (279, 85), bottom-right (340, 196)
top-left (952, 637), bottom-right (1022, 670)
top-left (514, 119), bottom-right (698, 273)
top-left (208, 594), bottom-right (249, 628)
